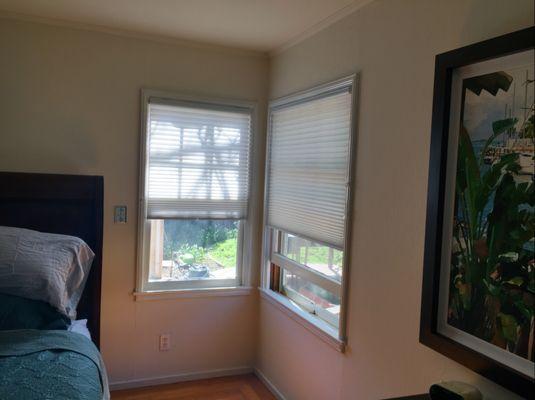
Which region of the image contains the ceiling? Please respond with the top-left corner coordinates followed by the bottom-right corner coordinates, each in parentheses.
top-left (0, 0), bottom-right (371, 52)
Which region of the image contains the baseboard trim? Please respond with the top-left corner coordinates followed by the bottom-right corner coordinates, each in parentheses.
top-left (109, 366), bottom-right (253, 391)
top-left (254, 368), bottom-right (287, 400)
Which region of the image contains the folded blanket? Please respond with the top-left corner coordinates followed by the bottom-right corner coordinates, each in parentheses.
top-left (0, 329), bottom-right (109, 400)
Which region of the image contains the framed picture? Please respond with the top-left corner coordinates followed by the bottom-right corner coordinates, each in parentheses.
top-left (420, 27), bottom-right (534, 397)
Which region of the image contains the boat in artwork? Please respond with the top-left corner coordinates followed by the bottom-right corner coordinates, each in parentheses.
top-left (482, 72), bottom-right (534, 181)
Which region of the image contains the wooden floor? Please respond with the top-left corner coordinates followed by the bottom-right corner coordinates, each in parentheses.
top-left (111, 374), bottom-right (277, 400)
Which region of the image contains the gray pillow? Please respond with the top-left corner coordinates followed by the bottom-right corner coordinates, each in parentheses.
top-left (0, 226), bottom-right (95, 318)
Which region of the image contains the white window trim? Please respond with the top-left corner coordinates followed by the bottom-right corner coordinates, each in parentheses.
top-left (282, 284), bottom-right (340, 329)
top-left (261, 74), bottom-right (359, 345)
top-left (137, 89), bottom-right (257, 294)
top-left (133, 286), bottom-right (254, 301)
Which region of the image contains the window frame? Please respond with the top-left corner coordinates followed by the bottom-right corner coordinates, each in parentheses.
top-left (137, 89), bottom-right (256, 293)
top-left (269, 229), bottom-right (343, 330)
top-left (261, 74), bottom-right (359, 345)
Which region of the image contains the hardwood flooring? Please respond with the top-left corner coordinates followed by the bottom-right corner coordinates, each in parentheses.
top-left (111, 374), bottom-right (277, 400)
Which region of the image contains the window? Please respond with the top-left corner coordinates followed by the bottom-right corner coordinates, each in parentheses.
top-left (138, 91), bottom-right (254, 292)
top-left (262, 76), bottom-right (356, 340)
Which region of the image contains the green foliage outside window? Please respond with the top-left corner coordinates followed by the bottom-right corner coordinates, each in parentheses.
top-left (163, 220), bottom-right (239, 269)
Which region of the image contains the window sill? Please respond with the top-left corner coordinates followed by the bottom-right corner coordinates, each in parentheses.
top-left (258, 287), bottom-right (345, 352)
top-left (134, 286), bottom-right (254, 301)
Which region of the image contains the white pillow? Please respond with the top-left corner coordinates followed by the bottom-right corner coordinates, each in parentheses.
top-left (0, 226), bottom-right (95, 318)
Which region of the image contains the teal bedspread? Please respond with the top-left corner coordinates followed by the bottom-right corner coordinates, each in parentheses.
top-left (0, 330), bottom-right (109, 400)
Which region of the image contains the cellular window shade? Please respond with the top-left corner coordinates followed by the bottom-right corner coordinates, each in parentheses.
top-left (146, 102), bottom-right (251, 219)
top-left (267, 89), bottom-right (352, 249)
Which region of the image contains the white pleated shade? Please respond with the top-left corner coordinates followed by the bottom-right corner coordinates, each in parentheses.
top-left (146, 102), bottom-right (252, 219)
top-left (267, 89), bottom-right (352, 249)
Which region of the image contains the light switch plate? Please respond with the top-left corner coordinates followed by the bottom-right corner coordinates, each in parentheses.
top-left (114, 205), bottom-right (127, 223)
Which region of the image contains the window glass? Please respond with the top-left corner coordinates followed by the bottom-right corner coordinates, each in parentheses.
top-left (280, 231), bottom-right (343, 282)
top-left (149, 219), bottom-right (239, 282)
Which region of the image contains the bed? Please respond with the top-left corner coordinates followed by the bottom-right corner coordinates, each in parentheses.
top-left (0, 171), bottom-right (109, 400)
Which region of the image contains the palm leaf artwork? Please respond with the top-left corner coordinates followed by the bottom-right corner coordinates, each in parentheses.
top-left (448, 71), bottom-right (535, 361)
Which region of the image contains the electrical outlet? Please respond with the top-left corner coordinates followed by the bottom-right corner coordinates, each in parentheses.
top-left (159, 333), bottom-right (171, 351)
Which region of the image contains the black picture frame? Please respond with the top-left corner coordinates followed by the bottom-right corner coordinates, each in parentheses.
top-left (420, 27), bottom-right (535, 398)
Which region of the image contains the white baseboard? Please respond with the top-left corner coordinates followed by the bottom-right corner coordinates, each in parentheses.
top-left (109, 366), bottom-right (253, 391)
top-left (254, 368), bottom-right (287, 400)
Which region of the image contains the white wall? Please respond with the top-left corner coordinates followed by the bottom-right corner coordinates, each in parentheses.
top-left (259, 1), bottom-right (534, 399)
top-left (0, 17), bottom-right (268, 384)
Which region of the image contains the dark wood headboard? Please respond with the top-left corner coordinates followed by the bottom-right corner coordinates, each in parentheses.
top-left (0, 172), bottom-right (104, 348)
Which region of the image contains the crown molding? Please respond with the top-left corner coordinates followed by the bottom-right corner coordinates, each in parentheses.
top-left (270, 0), bottom-right (375, 56)
top-left (0, 1), bottom-right (377, 59)
top-left (0, 10), bottom-right (268, 59)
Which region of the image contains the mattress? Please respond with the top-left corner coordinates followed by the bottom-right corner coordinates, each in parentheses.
top-left (0, 329), bottom-right (109, 400)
